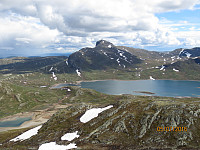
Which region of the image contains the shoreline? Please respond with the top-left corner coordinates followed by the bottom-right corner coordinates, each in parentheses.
top-left (51, 79), bottom-right (200, 88)
top-left (77, 78), bottom-right (200, 84)
top-left (51, 79), bottom-right (200, 98)
top-left (0, 103), bottom-right (71, 132)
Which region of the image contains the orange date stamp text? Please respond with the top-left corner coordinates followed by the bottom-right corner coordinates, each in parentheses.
top-left (157, 126), bottom-right (187, 132)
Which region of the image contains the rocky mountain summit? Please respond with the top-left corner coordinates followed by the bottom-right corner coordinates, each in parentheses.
top-left (66, 40), bottom-right (142, 71)
top-left (0, 40), bottom-right (199, 80)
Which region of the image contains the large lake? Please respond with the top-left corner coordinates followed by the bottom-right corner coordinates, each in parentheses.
top-left (79, 80), bottom-right (200, 97)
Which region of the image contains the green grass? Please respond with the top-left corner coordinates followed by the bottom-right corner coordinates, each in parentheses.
top-left (0, 79), bottom-right (67, 119)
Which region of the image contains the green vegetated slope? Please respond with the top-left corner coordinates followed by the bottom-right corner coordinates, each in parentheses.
top-left (0, 40), bottom-right (199, 119)
top-left (1, 87), bottom-right (200, 150)
top-left (140, 58), bottom-right (200, 80)
top-left (0, 78), bottom-right (67, 119)
top-left (0, 40), bottom-right (200, 149)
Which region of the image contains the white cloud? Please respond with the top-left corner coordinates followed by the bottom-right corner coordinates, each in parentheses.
top-left (0, 0), bottom-right (200, 56)
top-left (0, 12), bottom-right (61, 56)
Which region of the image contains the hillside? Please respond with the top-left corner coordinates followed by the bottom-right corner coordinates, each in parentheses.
top-left (0, 40), bottom-right (200, 150)
top-left (0, 56), bottom-right (67, 74)
top-left (67, 40), bottom-right (142, 70)
top-left (139, 57), bottom-right (200, 80)
top-left (0, 40), bottom-right (199, 81)
top-left (0, 87), bottom-right (200, 150)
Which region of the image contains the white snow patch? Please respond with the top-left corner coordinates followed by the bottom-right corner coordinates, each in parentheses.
top-left (116, 58), bottom-right (121, 66)
top-left (179, 48), bottom-right (185, 57)
top-left (160, 65), bottom-right (165, 70)
top-left (173, 68), bottom-right (179, 72)
top-left (67, 88), bottom-right (71, 92)
top-left (80, 105), bottom-right (113, 123)
top-left (103, 52), bottom-right (108, 56)
top-left (185, 52), bottom-right (192, 58)
top-left (10, 125), bottom-right (42, 142)
top-left (61, 131), bottom-right (79, 141)
top-left (110, 57), bottom-right (114, 59)
top-left (38, 142), bottom-right (77, 150)
top-left (150, 76), bottom-right (155, 80)
top-left (192, 57), bottom-right (198, 59)
top-left (66, 60), bottom-right (68, 65)
top-left (52, 72), bottom-right (56, 78)
top-left (40, 86), bottom-right (47, 88)
top-left (108, 45), bottom-right (112, 48)
top-left (117, 49), bottom-right (130, 63)
top-left (49, 67), bottom-right (53, 72)
top-left (76, 69), bottom-right (81, 77)
top-left (123, 64), bottom-right (126, 68)
top-left (52, 72), bottom-right (57, 81)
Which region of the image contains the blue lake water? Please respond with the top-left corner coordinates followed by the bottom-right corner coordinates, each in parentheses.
top-left (0, 117), bottom-right (32, 127)
top-left (80, 80), bottom-right (200, 97)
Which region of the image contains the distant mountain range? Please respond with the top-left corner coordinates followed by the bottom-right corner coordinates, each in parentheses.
top-left (0, 53), bottom-right (71, 59)
top-left (0, 40), bottom-right (199, 80)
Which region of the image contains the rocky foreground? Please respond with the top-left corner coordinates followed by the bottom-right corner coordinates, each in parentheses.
top-left (0, 87), bottom-right (200, 150)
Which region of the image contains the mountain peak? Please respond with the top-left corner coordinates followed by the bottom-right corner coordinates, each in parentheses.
top-left (95, 40), bottom-right (114, 48)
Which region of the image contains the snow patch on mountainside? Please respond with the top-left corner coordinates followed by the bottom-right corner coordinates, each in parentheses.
top-left (103, 52), bottom-right (108, 56)
top-left (52, 72), bottom-right (57, 81)
top-left (76, 69), bottom-right (81, 77)
top-left (160, 65), bottom-right (165, 71)
top-left (150, 76), bottom-right (155, 80)
top-left (179, 48), bottom-right (185, 57)
top-left (61, 131), bottom-right (80, 141)
top-left (185, 52), bottom-right (192, 58)
top-left (173, 68), bottom-right (179, 72)
top-left (116, 58), bottom-right (121, 66)
top-left (38, 142), bottom-right (77, 150)
top-left (80, 105), bottom-right (113, 123)
top-left (10, 125), bottom-right (42, 142)
top-left (49, 67), bottom-right (53, 72)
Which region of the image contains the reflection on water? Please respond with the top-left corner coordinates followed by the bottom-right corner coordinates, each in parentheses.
top-left (80, 80), bottom-right (200, 97)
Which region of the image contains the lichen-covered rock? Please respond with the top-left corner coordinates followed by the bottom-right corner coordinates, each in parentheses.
top-left (2, 95), bottom-right (200, 150)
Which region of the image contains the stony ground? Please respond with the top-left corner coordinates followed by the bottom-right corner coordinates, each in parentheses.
top-left (0, 87), bottom-right (200, 150)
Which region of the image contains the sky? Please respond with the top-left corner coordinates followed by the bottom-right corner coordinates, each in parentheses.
top-left (0, 0), bottom-right (200, 57)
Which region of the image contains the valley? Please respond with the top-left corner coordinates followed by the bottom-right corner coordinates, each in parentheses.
top-left (0, 40), bottom-right (200, 150)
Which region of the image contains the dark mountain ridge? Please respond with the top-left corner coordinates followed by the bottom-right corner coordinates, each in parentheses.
top-left (67, 40), bottom-right (142, 71)
top-left (0, 40), bottom-right (199, 80)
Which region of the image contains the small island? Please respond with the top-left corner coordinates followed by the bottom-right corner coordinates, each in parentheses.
top-left (134, 91), bottom-right (155, 94)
